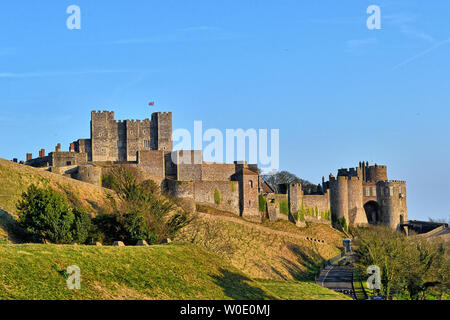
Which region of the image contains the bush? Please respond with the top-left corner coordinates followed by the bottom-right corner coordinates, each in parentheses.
top-left (96, 166), bottom-right (189, 244)
top-left (214, 188), bottom-right (221, 205)
top-left (279, 199), bottom-right (289, 215)
top-left (258, 195), bottom-right (267, 213)
top-left (354, 226), bottom-right (450, 300)
top-left (338, 217), bottom-right (348, 232)
top-left (17, 184), bottom-right (75, 244)
top-left (72, 207), bottom-right (93, 244)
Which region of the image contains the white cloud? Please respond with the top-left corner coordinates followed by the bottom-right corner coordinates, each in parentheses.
top-left (0, 69), bottom-right (155, 79)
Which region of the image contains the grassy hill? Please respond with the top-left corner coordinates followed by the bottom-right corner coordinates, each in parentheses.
top-left (0, 242), bottom-right (349, 300)
top-left (0, 158), bottom-right (349, 300)
top-left (0, 158), bottom-right (114, 216)
top-left (0, 158), bottom-right (116, 242)
top-left (174, 209), bottom-right (345, 281)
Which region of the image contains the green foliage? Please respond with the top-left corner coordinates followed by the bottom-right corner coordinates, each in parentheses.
top-left (338, 217), bottom-right (348, 232)
top-left (17, 184), bottom-right (75, 244)
top-left (321, 209), bottom-right (331, 221)
top-left (214, 188), bottom-right (221, 205)
top-left (297, 210), bottom-right (305, 222)
top-left (354, 226), bottom-right (450, 300)
top-left (279, 199), bottom-right (289, 215)
top-left (96, 166), bottom-right (188, 244)
top-left (258, 195), bottom-right (267, 213)
top-left (16, 184), bottom-right (95, 244)
top-left (72, 207), bottom-right (93, 244)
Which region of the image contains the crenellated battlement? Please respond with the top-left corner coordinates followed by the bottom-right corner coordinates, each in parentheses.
top-left (91, 110), bottom-right (115, 117)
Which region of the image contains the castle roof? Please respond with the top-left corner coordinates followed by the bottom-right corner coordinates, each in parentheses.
top-left (238, 168), bottom-right (259, 176)
top-left (261, 181), bottom-right (275, 193)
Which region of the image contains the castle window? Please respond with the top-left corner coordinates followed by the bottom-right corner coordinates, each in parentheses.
top-left (66, 161), bottom-right (72, 166)
top-left (249, 180), bottom-right (253, 188)
top-left (389, 186), bottom-right (394, 196)
top-left (365, 188), bottom-right (370, 197)
top-left (144, 140), bottom-right (151, 148)
top-left (371, 187), bottom-right (377, 197)
top-left (249, 200), bottom-right (252, 207)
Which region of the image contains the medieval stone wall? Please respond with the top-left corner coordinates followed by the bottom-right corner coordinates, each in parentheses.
top-left (302, 193), bottom-right (330, 215)
top-left (201, 163), bottom-right (236, 181)
top-left (137, 150), bottom-right (165, 178)
top-left (175, 150), bottom-right (202, 181)
top-left (51, 152), bottom-right (88, 167)
top-left (166, 179), bottom-right (240, 214)
top-left (76, 165), bottom-right (102, 186)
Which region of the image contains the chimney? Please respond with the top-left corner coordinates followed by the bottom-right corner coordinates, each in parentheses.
top-left (69, 143), bottom-right (75, 152)
top-left (26, 153), bottom-right (32, 161)
top-left (39, 149), bottom-right (45, 158)
top-left (56, 143), bottom-right (61, 152)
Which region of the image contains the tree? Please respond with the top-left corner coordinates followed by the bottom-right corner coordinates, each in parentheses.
top-left (97, 166), bottom-right (189, 244)
top-left (17, 184), bottom-right (75, 244)
top-left (72, 207), bottom-right (93, 244)
top-left (261, 170), bottom-right (318, 194)
top-left (354, 226), bottom-right (449, 300)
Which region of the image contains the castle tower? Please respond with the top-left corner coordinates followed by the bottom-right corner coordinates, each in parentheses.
top-left (377, 180), bottom-right (408, 230)
top-left (347, 176), bottom-right (367, 225)
top-left (90, 111), bottom-right (118, 162)
top-left (151, 112), bottom-right (173, 152)
top-left (329, 175), bottom-right (349, 225)
top-left (237, 168), bottom-right (260, 219)
top-left (363, 163), bottom-right (387, 183)
top-left (288, 183), bottom-right (303, 223)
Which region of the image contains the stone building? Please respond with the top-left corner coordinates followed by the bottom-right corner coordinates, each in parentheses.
top-left (324, 161), bottom-right (407, 230)
top-left (24, 110), bottom-right (407, 229)
top-left (25, 110), bottom-right (260, 220)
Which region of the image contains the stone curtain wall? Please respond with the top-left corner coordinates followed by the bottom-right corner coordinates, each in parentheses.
top-left (175, 150), bottom-right (203, 181)
top-left (201, 163), bottom-right (237, 181)
top-left (51, 152), bottom-right (88, 167)
top-left (166, 180), bottom-right (240, 214)
top-left (137, 150), bottom-right (165, 178)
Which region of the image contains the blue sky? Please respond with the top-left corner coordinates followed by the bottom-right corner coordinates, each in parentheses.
top-left (0, 1), bottom-right (449, 221)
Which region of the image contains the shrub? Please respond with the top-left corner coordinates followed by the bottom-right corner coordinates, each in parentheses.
top-left (279, 199), bottom-right (289, 215)
top-left (321, 209), bottom-right (331, 221)
top-left (17, 184), bottom-right (75, 244)
top-left (298, 210), bottom-right (305, 221)
top-left (72, 207), bottom-right (93, 244)
top-left (214, 188), bottom-right (221, 205)
top-left (338, 217), bottom-right (348, 232)
top-left (258, 195), bottom-right (267, 213)
top-left (97, 166), bottom-right (188, 244)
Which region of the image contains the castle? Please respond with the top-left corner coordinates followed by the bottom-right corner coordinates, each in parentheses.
top-left (24, 110), bottom-right (408, 231)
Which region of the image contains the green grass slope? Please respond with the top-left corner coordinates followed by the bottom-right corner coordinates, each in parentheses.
top-left (258, 279), bottom-right (352, 300)
top-left (0, 158), bottom-right (114, 216)
top-left (0, 243), bottom-right (349, 300)
top-left (175, 211), bottom-right (344, 281)
top-left (0, 243), bottom-right (275, 300)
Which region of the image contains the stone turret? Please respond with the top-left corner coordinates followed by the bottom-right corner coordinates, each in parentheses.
top-left (377, 180), bottom-right (407, 230)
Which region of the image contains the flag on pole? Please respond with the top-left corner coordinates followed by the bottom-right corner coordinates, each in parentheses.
top-left (149, 101), bottom-right (155, 106)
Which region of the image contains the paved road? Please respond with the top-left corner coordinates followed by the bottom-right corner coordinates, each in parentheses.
top-left (317, 256), bottom-right (355, 299)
